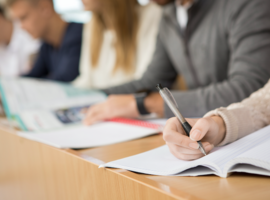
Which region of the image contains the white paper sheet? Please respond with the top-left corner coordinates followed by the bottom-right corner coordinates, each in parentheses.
top-left (18, 122), bottom-right (159, 149)
top-left (101, 125), bottom-right (270, 177)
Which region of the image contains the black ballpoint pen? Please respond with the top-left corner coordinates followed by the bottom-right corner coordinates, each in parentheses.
top-left (156, 84), bottom-right (207, 156)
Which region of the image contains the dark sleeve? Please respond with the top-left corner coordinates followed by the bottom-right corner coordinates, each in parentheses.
top-left (46, 45), bottom-right (81, 82)
top-left (23, 44), bottom-right (48, 78)
top-left (165, 0), bottom-right (270, 118)
top-left (103, 32), bottom-right (178, 94)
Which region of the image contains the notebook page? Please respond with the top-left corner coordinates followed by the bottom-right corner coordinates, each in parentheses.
top-left (100, 145), bottom-right (201, 175)
top-left (101, 145), bottom-right (227, 176)
top-left (229, 164), bottom-right (270, 176)
top-left (0, 78), bottom-right (106, 113)
top-left (178, 125), bottom-right (270, 177)
top-left (17, 122), bottom-right (159, 149)
top-left (102, 125), bottom-right (270, 177)
top-left (224, 136), bottom-right (270, 175)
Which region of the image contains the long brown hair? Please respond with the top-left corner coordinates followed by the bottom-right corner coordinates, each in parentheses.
top-left (90, 0), bottom-right (139, 73)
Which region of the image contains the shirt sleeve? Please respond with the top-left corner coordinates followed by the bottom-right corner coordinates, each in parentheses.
top-left (163, 0), bottom-right (270, 118)
top-left (103, 31), bottom-right (178, 94)
top-left (204, 80), bottom-right (270, 146)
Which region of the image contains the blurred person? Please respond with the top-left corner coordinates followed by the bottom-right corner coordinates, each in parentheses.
top-left (83, 0), bottom-right (270, 125)
top-left (73, 0), bottom-right (162, 89)
top-left (6, 0), bottom-right (83, 82)
top-left (0, 5), bottom-right (40, 77)
top-left (163, 80), bottom-right (270, 160)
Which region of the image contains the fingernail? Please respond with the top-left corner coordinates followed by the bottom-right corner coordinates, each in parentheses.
top-left (189, 142), bottom-right (199, 149)
top-left (190, 130), bottom-right (201, 141)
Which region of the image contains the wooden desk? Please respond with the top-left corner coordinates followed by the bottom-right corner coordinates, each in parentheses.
top-left (0, 126), bottom-right (269, 200)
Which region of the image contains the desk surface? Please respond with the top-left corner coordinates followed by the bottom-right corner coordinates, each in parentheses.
top-left (0, 125), bottom-right (270, 200)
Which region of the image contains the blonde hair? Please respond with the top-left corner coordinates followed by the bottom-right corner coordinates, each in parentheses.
top-left (90, 0), bottom-right (139, 73)
top-left (6, 0), bottom-right (52, 6)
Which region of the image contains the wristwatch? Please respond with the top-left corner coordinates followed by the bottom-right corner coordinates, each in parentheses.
top-left (134, 92), bottom-right (150, 115)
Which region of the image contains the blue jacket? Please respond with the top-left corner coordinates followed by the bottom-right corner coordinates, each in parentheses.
top-left (24, 23), bottom-right (83, 82)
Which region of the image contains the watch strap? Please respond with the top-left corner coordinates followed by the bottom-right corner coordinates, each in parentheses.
top-left (135, 93), bottom-right (150, 115)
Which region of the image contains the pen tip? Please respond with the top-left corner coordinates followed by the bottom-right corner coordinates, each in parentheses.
top-left (199, 145), bottom-right (207, 156)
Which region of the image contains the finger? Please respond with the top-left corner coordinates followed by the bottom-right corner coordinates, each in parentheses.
top-left (163, 129), bottom-right (198, 150)
top-left (190, 118), bottom-right (211, 141)
top-left (83, 105), bottom-right (102, 125)
top-left (80, 108), bottom-right (88, 114)
top-left (168, 141), bottom-right (213, 154)
top-left (163, 117), bottom-right (187, 139)
top-left (84, 112), bottom-right (106, 125)
top-left (164, 117), bottom-right (182, 132)
top-left (167, 143), bottom-right (201, 155)
top-left (168, 142), bottom-right (214, 161)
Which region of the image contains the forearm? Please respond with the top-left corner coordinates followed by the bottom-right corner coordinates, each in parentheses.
top-left (102, 79), bottom-right (150, 95)
top-left (210, 116), bottom-right (226, 146)
top-left (205, 80), bottom-right (270, 146)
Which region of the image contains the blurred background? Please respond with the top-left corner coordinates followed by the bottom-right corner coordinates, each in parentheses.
top-left (14, 0), bottom-right (151, 23)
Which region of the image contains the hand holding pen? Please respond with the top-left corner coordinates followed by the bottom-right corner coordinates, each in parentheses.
top-left (157, 84), bottom-right (222, 160)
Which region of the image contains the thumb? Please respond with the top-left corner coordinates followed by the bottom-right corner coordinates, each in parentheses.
top-left (190, 118), bottom-right (211, 141)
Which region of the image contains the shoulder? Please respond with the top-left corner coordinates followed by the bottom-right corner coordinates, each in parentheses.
top-left (139, 2), bottom-right (162, 14)
top-left (137, 2), bottom-right (163, 33)
top-left (138, 2), bottom-right (162, 22)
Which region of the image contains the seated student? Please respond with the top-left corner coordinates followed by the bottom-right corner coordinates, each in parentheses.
top-left (83, 0), bottom-right (270, 125)
top-left (73, 0), bottom-right (162, 89)
top-left (163, 80), bottom-right (270, 161)
top-left (0, 5), bottom-right (40, 77)
top-left (6, 0), bottom-right (83, 82)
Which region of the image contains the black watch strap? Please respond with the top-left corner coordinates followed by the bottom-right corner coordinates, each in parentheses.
top-left (135, 93), bottom-right (150, 115)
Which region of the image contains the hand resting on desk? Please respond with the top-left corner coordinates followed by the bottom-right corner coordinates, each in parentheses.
top-left (83, 93), bottom-right (164, 125)
top-left (83, 95), bottom-right (139, 125)
top-left (163, 117), bottom-right (226, 161)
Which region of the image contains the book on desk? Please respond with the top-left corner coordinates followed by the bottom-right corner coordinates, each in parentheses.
top-left (101, 125), bottom-right (270, 178)
top-left (0, 77), bottom-right (164, 149)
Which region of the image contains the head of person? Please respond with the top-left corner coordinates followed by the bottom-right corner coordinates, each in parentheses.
top-left (0, 6), bottom-right (4, 16)
top-left (0, 6), bottom-right (6, 44)
top-left (6, 0), bottom-right (55, 39)
top-left (82, 0), bottom-right (139, 74)
top-left (0, 5), bottom-right (12, 44)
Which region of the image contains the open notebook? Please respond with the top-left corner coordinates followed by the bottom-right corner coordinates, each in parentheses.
top-left (18, 118), bottom-right (164, 149)
top-left (0, 77), bottom-right (106, 131)
top-left (101, 125), bottom-right (270, 178)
